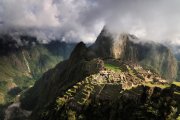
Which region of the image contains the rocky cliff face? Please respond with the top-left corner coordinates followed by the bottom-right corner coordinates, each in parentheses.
top-left (90, 28), bottom-right (178, 81)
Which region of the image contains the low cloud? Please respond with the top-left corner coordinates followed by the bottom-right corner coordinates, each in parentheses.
top-left (0, 0), bottom-right (180, 44)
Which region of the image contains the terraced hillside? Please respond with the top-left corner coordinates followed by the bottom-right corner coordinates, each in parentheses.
top-left (54, 61), bottom-right (167, 109)
top-left (18, 49), bottom-right (179, 120)
top-left (26, 59), bottom-right (180, 120)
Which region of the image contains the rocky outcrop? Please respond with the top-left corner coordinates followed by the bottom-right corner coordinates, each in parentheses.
top-left (4, 102), bottom-right (31, 120)
top-left (90, 29), bottom-right (128, 59)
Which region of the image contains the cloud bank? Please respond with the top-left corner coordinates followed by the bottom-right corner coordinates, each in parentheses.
top-left (0, 0), bottom-right (180, 44)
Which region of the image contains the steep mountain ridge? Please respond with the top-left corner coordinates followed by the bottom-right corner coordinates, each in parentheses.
top-left (90, 28), bottom-right (178, 81)
top-left (20, 42), bottom-right (103, 111)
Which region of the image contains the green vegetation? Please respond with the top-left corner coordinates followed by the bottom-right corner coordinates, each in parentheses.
top-left (0, 40), bottom-right (76, 118)
top-left (173, 82), bottom-right (180, 87)
top-left (143, 82), bottom-right (170, 89)
top-left (56, 97), bottom-right (67, 109)
top-left (177, 114), bottom-right (180, 120)
top-left (0, 93), bottom-right (4, 104)
top-left (174, 91), bottom-right (180, 95)
top-left (104, 63), bottom-right (121, 72)
top-left (68, 110), bottom-right (76, 120)
top-left (0, 42), bottom-right (74, 113)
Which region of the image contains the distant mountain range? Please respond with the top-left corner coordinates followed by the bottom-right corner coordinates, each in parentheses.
top-left (0, 34), bottom-right (76, 106)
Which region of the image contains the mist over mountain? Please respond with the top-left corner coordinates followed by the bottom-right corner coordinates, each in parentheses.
top-left (1, 0), bottom-right (180, 44)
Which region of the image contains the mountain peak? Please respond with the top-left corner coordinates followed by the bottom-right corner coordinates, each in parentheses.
top-left (69, 42), bottom-right (88, 62)
top-left (91, 28), bottom-right (137, 59)
top-left (89, 28), bottom-right (177, 80)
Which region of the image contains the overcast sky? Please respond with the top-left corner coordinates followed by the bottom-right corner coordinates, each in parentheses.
top-left (0, 0), bottom-right (180, 44)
